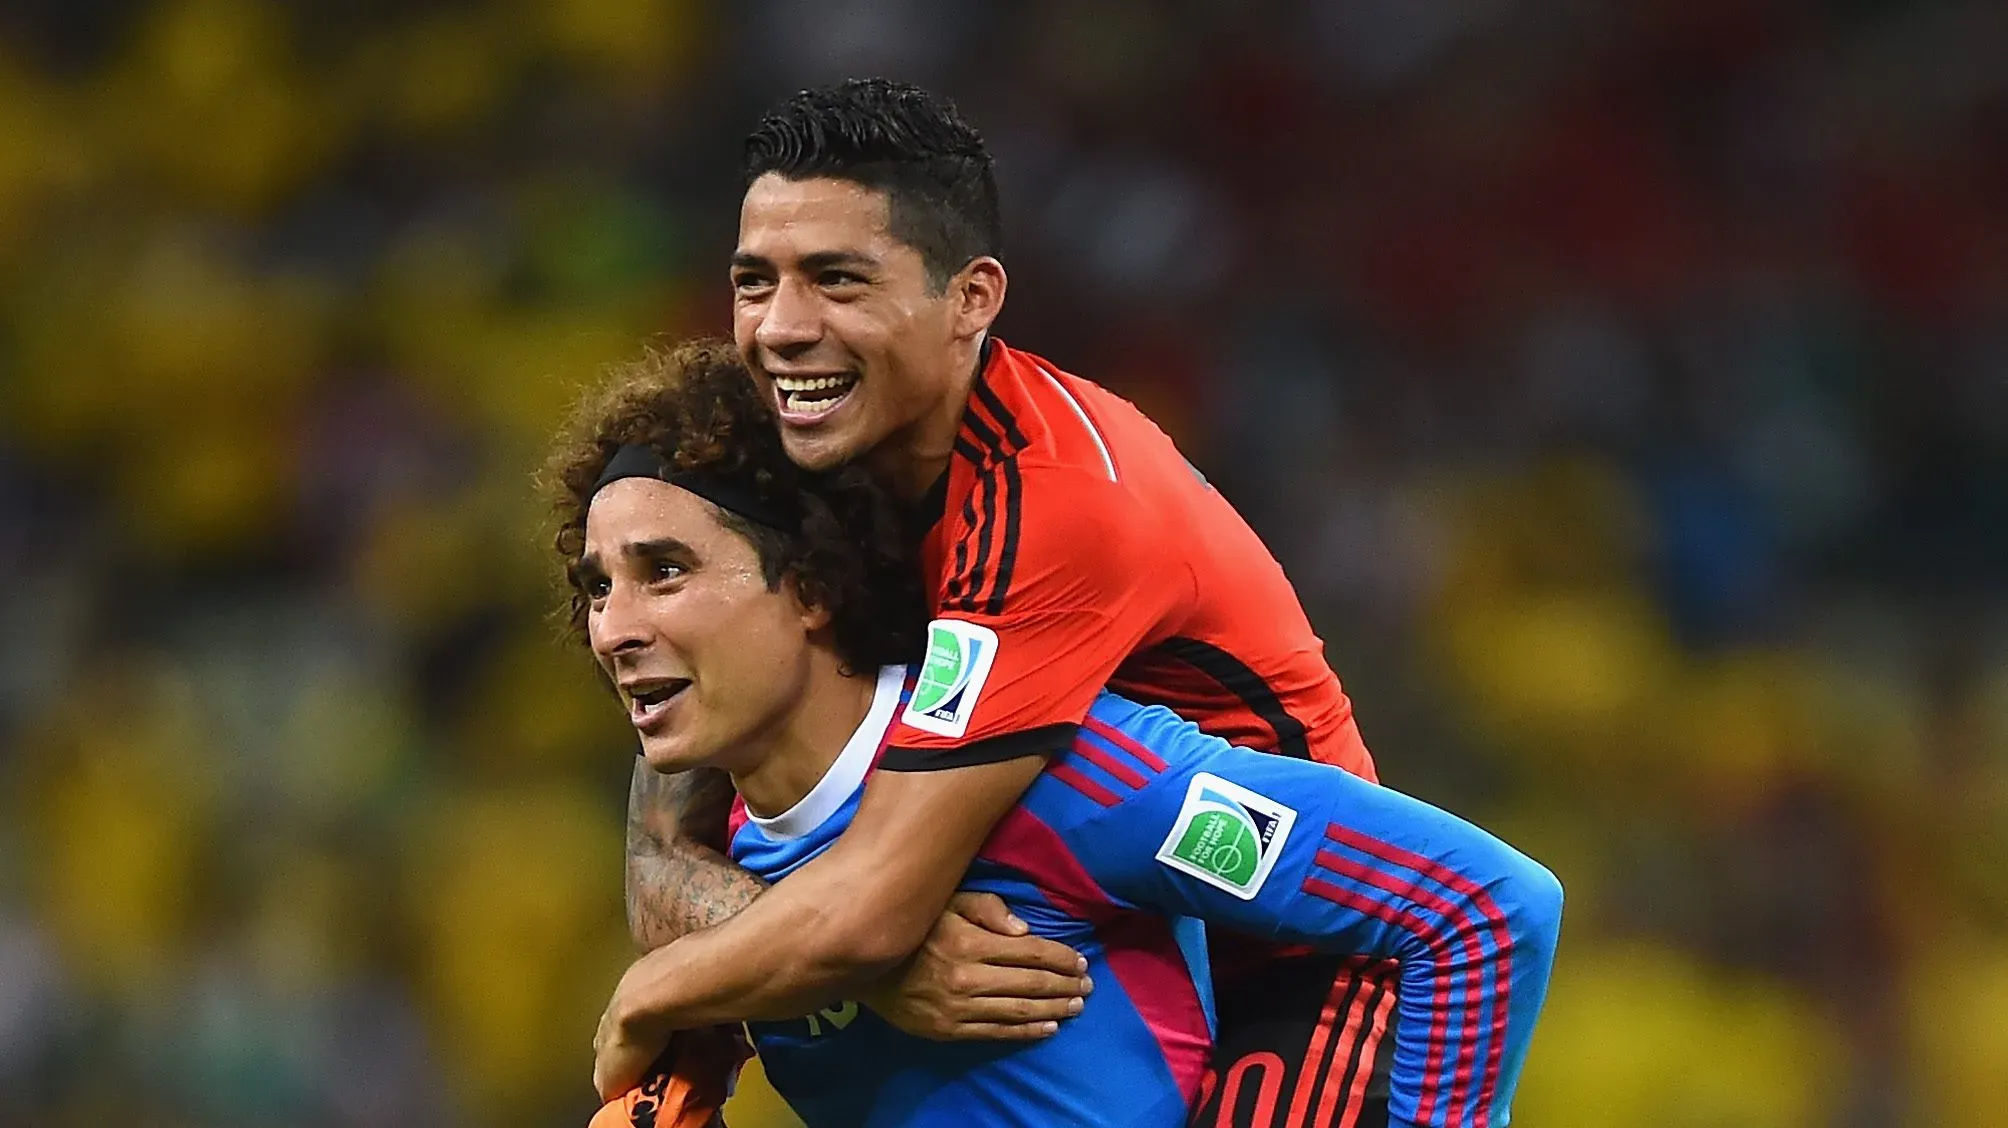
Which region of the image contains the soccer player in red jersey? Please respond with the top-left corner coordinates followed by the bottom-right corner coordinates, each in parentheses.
top-left (598, 80), bottom-right (1405, 1127)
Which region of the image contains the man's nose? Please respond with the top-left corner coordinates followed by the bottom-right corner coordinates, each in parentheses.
top-left (590, 580), bottom-right (652, 661)
top-left (754, 277), bottom-right (823, 354)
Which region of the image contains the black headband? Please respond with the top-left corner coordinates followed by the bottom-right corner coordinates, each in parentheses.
top-left (590, 443), bottom-right (797, 531)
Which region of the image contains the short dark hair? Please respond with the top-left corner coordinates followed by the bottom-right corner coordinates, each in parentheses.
top-left (544, 339), bottom-right (927, 673)
top-left (743, 78), bottom-right (1001, 289)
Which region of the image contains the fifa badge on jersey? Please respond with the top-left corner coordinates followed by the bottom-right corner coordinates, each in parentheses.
top-left (1156, 773), bottom-right (1297, 899)
top-left (901, 619), bottom-right (1001, 738)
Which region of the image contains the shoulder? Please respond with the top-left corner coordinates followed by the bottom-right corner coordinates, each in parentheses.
top-left (981, 342), bottom-right (1124, 483)
top-left (933, 342), bottom-right (1191, 616)
top-left (936, 456), bottom-right (1160, 617)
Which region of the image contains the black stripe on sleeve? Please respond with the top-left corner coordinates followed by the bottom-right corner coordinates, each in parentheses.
top-left (945, 413), bottom-right (1005, 611)
top-left (938, 439), bottom-right (984, 603)
top-left (946, 475), bottom-right (981, 607)
top-left (1156, 636), bottom-right (1313, 760)
top-left (983, 456), bottom-right (1024, 614)
top-left (956, 466), bottom-right (1000, 613)
top-left (879, 723), bottom-right (1077, 772)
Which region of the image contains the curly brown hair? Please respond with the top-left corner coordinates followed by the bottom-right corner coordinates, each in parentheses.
top-left (543, 338), bottom-right (927, 672)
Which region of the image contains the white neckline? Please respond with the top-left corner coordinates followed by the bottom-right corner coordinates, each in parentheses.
top-left (747, 665), bottom-right (906, 841)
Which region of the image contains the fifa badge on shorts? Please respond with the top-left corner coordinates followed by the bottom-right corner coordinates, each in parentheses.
top-left (1156, 773), bottom-right (1297, 899)
top-left (901, 619), bottom-right (1000, 738)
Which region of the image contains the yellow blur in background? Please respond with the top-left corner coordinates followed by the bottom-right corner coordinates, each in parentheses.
top-left (0, 2), bottom-right (2003, 1126)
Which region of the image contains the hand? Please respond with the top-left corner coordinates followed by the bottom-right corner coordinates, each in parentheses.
top-left (865, 892), bottom-right (1092, 1042)
top-left (589, 1028), bottom-right (744, 1128)
top-left (594, 956), bottom-right (675, 1101)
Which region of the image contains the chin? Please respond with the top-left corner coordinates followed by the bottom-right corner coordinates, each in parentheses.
top-left (778, 427), bottom-right (865, 472)
top-left (639, 738), bottom-right (712, 775)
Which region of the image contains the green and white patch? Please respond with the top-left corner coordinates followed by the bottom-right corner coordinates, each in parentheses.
top-left (900, 619), bottom-right (1000, 738)
top-left (1155, 773), bottom-right (1297, 899)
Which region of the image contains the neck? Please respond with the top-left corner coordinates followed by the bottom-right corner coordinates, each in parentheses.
top-left (866, 334), bottom-right (987, 499)
top-left (729, 654), bottom-right (879, 819)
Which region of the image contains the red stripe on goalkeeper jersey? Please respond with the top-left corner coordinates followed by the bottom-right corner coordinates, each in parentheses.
top-left (1309, 847), bottom-right (1500, 1127)
top-left (1049, 724), bottom-right (1169, 808)
top-left (1079, 715), bottom-right (1171, 773)
top-left (1048, 763), bottom-right (1121, 807)
top-left (1300, 830), bottom-right (1513, 1127)
top-left (1322, 822), bottom-right (1518, 1126)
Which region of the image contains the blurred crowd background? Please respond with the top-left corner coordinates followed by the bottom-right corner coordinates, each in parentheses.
top-left (0, 1), bottom-right (2004, 1125)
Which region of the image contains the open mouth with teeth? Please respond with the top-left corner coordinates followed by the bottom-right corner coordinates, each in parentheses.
top-left (625, 679), bottom-right (690, 729)
top-left (771, 372), bottom-right (860, 421)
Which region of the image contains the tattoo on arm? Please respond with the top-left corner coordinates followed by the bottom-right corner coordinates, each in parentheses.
top-left (626, 761), bottom-right (768, 951)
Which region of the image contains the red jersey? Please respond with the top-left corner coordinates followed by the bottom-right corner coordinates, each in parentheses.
top-left (883, 338), bottom-right (1376, 781)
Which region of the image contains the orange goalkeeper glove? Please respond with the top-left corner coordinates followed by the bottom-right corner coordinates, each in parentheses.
top-left (588, 1028), bottom-right (748, 1128)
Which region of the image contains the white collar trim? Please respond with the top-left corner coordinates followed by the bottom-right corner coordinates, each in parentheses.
top-left (748, 665), bottom-right (906, 841)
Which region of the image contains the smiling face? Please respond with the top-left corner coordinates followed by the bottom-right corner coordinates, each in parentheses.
top-left (731, 174), bottom-right (1004, 483)
top-left (577, 477), bottom-right (824, 775)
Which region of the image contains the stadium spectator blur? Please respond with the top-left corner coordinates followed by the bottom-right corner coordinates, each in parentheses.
top-left (0, 1), bottom-right (2003, 1124)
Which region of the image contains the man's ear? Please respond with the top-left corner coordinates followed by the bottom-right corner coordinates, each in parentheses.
top-left (788, 575), bottom-right (834, 633)
top-left (950, 257), bottom-right (1007, 341)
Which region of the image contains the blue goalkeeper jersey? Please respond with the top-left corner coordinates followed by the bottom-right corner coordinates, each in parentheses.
top-left (726, 666), bottom-right (1562, 1128)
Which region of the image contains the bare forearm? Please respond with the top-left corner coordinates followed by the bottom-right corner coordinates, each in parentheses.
top-left (628, 836), bottom-right (768, 949)
top-left (613, 757), bottom-right (1047, 1035)
top-left (620, 862), bottom-right (907, 1034)
top-left (625, 762), bottom-right (766, 949)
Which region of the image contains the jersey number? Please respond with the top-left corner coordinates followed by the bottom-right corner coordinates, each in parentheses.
top-left (802, 1000), bottom-right (859, 1038)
